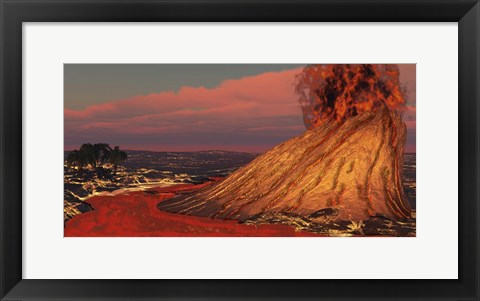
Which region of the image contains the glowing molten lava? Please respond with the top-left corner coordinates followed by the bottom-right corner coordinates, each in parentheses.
top-left (295, 64), bottom-right (406, 128)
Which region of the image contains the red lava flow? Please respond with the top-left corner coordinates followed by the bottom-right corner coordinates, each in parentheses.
top-left (64, 181), bottom-right (321, 237)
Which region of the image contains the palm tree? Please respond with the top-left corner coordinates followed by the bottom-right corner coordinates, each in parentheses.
top-left (79, 143), bottom-right (97, 169)
top-left (93, 143), bottom-right (112, 168)
top-left (108, 146), bottom-right (128, 174)
top-left (77, 143), bottom-right (113, 170)
top-left (66, 143), bottom-right (127, 174)
top-left (66, 149), bottom-right (88, 170)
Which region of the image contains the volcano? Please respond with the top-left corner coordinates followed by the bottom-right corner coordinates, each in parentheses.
top-left (158, 106), bottom-right (412, 222)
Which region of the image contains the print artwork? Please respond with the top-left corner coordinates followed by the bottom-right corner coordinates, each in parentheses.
top-left (64, 64), bottom-right (416, 237)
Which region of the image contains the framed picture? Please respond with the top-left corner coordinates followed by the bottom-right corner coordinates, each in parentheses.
top-left (1, 0), bottom-right (478, 300)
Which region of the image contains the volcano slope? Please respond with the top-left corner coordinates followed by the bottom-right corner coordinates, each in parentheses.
top-left (158, 107), bottom-right (412, 223)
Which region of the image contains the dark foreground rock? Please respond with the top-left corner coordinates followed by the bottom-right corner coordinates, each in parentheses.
top-left (242, 209), bottom-right (416, 237)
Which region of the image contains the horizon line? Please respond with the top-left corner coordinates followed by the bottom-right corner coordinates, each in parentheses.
top-left (64, 148), bottom-right (416, 154)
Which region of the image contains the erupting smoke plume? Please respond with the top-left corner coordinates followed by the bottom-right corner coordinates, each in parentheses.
top-left (294, 64), bottom-right (406, 128)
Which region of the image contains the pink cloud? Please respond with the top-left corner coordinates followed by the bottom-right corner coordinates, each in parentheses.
top-left (405, 120), bottom-right (416, 130)
top-left (65, 68), bottom-right (301, 121)
top-left (65, 68), bottom-right (306, 151)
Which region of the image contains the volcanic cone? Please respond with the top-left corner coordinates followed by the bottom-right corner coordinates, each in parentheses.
top-left (158, 106), bottom-right (412, 222)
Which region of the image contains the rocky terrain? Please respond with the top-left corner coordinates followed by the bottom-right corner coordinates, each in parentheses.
top-left (64, 151), bottom-right (257, 222)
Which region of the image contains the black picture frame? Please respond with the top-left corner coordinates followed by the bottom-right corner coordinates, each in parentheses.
top-left (1, 0), bottom-right (479, 300)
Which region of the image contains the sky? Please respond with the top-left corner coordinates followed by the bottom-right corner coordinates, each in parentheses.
top-left (64, 64), bottom-right (416, 153)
